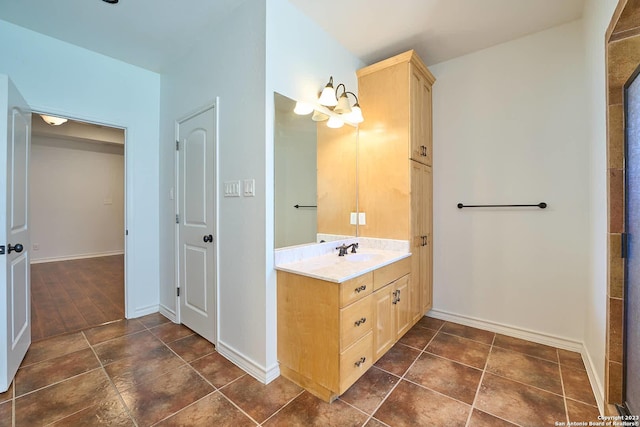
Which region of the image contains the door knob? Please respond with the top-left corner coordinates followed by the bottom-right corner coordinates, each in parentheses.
top-left (8, 243), bottom-right (23, 254)
top-left (203, 234), bottom-right (213, 243)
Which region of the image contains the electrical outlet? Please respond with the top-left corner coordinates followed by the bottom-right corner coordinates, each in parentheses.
top-left (358, 212), bottom-right (366, 225)
top-left (350, 212), bottom-right (357, 225)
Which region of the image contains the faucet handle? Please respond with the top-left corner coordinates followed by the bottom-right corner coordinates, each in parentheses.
top-left (351, 243), bottom-right (358, 253)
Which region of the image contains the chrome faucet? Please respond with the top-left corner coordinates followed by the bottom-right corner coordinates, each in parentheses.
top-left (336, 242), bottom-right (359, 256)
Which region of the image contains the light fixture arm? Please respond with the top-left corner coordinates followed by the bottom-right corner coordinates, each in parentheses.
top-left (335, 83), bottom-right (347, 98)
top-left (345, 91), bottom-right (359, 105)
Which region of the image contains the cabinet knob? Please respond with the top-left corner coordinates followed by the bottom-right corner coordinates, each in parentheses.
top-left (354, 317), bottom-right (367, 326)
top-left (392, 290), bottom-right (399, 304)
top-left (354, 285), bottom-right (367, 293)
top-left (354, 356), bottom-right (366, 367)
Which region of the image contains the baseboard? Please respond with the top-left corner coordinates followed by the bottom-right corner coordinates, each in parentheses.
top-left (31, 250), bottom-right (124, 264)
top-left (158, 304), bottom-right (177, 323)
top-left (428, 308), bottom-right (605, 415)
top-left (130, 304), bottom-right (159, 319)
top-left (582, 345), bottom-right (605, 415)
top-left (427, 309), bottom-right (583, 351)
top-left (216, 339), bottom-right (280, 384)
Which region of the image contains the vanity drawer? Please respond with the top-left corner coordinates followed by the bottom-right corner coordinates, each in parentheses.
top-left (340, 295), bottom-right (373, 351)
top-left (339, 331), bottom-right (373, 394)
top-left (339, 272), bottom-right (373, 307)
top-left (373, 257), bottom-right (411, 290)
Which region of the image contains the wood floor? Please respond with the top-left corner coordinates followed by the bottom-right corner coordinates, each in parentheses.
top-left (30, 255), bottom-right (124, 342)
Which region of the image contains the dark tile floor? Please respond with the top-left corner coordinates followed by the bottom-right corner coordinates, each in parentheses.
top-left (0, 314), bottom-right (601, 426)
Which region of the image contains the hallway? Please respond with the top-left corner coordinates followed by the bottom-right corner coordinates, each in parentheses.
top-left (0, 314), bottom-right (599, 426)
top-left (30, 255), bottom-right (124, 342)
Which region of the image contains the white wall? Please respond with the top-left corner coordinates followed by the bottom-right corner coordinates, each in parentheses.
top-left (159, 0), bottom-right (269, 378)
top-left (431, 21), bottom-right (589, 342)
top-left (0, 19), bottom-right (161, 318)
top-left (31, 136), bottom-right (124, 262)
top-left (265, 0), bottom-right (365, 379)
top-left (159, 0), bottom-right (364, 381)
top-left (583, 0), bottom-right (619, 407)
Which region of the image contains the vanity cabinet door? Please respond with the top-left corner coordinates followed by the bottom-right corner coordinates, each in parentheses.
top-left (394, 275), bottom-right (411, 338)
top-left (373, 285), bottom-right (395, 361)
top-left (372, 273), bottom-right (412, 362)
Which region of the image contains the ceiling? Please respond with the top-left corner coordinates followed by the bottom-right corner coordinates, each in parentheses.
top-left (0, 0), bottom-right (585, 71)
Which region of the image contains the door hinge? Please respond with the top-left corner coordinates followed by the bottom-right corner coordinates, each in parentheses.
top-left (176, 140), bottom-right (179, 151)
top-left (177, 287), bottom-right (180, 297)
top-left (0, 245), bottom-right (4, 255)
top-left (125, 229), bottom-right (128, 236)
top-left (621, 233), bottom-right (628, 259)
top-left (176, 214), bottom-right (179, 224)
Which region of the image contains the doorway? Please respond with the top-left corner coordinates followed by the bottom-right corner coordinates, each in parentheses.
top-left (623, 65), bottom-right (640, 416)
top-left (29, 113), bottom-right (126, 341)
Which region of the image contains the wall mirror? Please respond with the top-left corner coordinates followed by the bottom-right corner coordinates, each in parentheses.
top-left (274, 92), bottom-right (358, 249)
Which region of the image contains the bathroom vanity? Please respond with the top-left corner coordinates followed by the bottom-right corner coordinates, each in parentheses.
top-left (274, 49), bottom-right (435, 402)
top-left (276, 250), bottom-right (411, 402)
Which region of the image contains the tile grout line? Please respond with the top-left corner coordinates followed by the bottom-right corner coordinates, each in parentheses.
top-left (211, 374), bottom-right (263, 425)
top-left (361, 319), bottom-right (444, 426)
top-left (463, 333), bottom-right (494, 427)
top-left (462, 332), bottom-right (526, 427)
top-left (257, 389), bottom-right (305, 426)
top-left (425, 329), bottom-right (571, 401)
top-left (82, 330), bottom-right (140, 427)
top-left (558, 348), bottom-right (570, 425)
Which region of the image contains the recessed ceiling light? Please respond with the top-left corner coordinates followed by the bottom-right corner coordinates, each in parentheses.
top-left (102, 0), bottom-right (119, 4)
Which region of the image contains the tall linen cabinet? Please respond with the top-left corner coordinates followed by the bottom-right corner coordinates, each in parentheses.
top-left (357, 50), bottom-right (435, 324)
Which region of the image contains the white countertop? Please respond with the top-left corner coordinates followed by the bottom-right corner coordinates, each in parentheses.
top-left (275, 248), bottom-right (411, 283)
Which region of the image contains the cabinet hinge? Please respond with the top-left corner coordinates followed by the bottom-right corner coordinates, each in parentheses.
top-left (621, 233), bottom-right (628, 259)
top-left (177, 287), bottom-right (180, 297)
top-left (176, 214), bottom-right (179, 224)
top-left (0, 245), bottom-right (5, 255)
top-left (176, 140), bottom-right (179, 151)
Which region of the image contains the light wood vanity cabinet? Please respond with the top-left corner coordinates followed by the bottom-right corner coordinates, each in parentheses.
top-left (277, 270), bottom-right (374, 402)
top-left (277, 257), bottom-right (410, 402)
top-left (357, 50), bottom-right (435, 324)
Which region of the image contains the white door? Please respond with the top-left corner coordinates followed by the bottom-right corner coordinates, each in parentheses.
top-left (177, 106), bottom-right (216, 343)
top-left (0, 75), bottom-right (31, 392)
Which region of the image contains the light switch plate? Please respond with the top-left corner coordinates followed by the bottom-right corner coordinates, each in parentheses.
top-left (350, 212), bottom-right (357, 225)
top-left (243, 179), bottom-right (255, 197)
top-left (224, 180), bottom-right (241, 197)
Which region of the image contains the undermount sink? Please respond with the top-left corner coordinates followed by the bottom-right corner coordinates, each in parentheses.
top-left (344, 253), bottom-right (377, 262)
